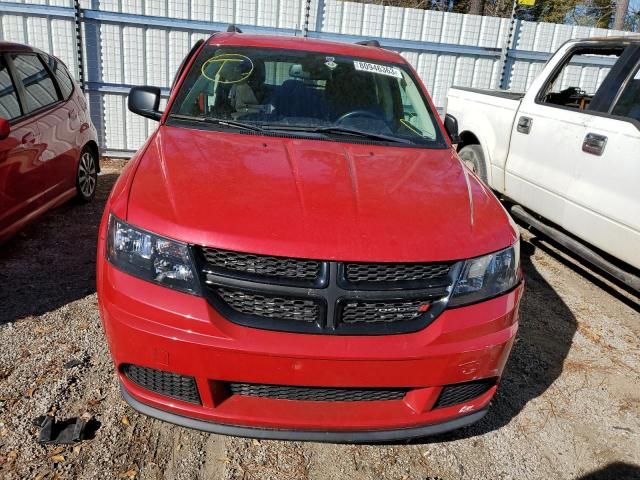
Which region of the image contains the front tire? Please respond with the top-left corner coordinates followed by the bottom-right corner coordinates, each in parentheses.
top-left (76, 147), bottom-right (98, 202)
top-left (458, 144), bottom-right (488, 184)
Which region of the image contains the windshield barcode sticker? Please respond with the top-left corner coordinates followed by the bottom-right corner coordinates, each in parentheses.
top-left (353, 61), bottom-right (402, 78)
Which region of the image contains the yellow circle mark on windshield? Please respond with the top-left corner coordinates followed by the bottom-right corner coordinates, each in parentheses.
top-left (201, 54), bottom-right (254, 84)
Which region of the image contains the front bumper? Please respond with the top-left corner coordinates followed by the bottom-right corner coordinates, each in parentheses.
top-left (121, 385), bottom-right (489, 442)
top-left (99, 262), bottom-right (522, 440)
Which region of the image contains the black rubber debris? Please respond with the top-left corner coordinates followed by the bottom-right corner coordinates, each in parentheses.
top-left (33, 415), bottom-right (94, 444)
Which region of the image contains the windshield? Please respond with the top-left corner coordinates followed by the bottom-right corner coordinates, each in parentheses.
top-left (169, 45), bottom-right (445, 147)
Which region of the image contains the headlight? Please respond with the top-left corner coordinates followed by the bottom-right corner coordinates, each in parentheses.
top-left (106, 215), bottom-right (200, 294)
top-left (449, 242), bottom-right (521, 307)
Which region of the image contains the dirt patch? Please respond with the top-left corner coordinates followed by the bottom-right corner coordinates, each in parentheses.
top-left (0, 160), bottom-right (639, 479)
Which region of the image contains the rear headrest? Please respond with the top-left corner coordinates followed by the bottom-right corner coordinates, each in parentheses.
top-left (289, 64), bottom-right (310, 80)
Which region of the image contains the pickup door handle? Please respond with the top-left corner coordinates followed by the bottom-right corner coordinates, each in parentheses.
top-left (582, 133), bottom-right (607, 156)
top-left (517, 116), bottom-right (532, 134)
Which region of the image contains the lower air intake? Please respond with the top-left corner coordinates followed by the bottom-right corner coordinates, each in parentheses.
top-left (434, 379), bottom-right (495, 409)
top-left (122, 364), bottom-right (201, 404)
top-left (228, 382), bottom-right (407, 402)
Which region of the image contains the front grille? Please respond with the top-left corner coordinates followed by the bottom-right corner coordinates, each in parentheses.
top-left (122, 364), bottom-right (201, 404)
top-left (200, 246), bottom-right (321, 283)
top-left (341, 299), bottom-right (430, 324)
top-left (344, 262), bottom-right (451, 284)
top-left (216, 287), bottom-right (320, 323)
top-left (434, 379), bottom-right (495, 409)
top-left (228, 382), bottom-right (407, 402)
top-left (195, 245), bottom-right (458, 335)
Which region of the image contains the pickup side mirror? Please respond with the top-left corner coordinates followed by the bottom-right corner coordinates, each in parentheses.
top-left (0, 118), bottom-right (10, 140)
top-left (444, 113), bottom-right (460, 144)
top-left (128, 86), bottom-right (162, 121)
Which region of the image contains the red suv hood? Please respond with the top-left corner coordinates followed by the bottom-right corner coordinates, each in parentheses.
top-left (126, 126), bottom-right (516, 262)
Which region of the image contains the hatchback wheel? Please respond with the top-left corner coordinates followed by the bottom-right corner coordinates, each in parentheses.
top-left (76, 148), bottom-right (98, 202)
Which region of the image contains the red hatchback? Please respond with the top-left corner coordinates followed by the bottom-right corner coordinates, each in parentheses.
top-left (0, 42), bottom-right (99, 244)
top-left (98, 33), bottom-right (523, 441)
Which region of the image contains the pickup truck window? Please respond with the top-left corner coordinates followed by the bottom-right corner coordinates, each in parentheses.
top-left (611, 65), bottom-right (640, 122)
top-left (539, 47), bottom-right (623, 111)
top-left (169, 45), bottom-right (444, 147)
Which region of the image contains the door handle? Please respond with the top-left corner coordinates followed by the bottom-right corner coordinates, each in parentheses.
top-left (582, 133), bottom-right (607, 156)
top-left (517, 116), bottom-right (532, 134)
top-left (21, 131), bottom-right (36, 145)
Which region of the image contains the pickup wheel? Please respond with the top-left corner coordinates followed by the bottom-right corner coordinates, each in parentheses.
top-left (458, 144), bottom-right (488, 183)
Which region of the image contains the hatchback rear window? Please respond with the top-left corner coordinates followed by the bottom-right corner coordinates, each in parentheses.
top-left (170, 45), bottom-right (444, 147)
top-left (0, 56), bottom-right (21, 120)
top-left (11, 54), bottom-right (59, 113)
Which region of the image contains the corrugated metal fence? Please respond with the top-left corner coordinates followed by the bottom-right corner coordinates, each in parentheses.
top-left (0, 0), bottom-right (633, 155)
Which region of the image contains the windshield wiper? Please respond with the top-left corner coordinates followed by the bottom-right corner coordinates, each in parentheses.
top-left (265, 125), bottom-right (412, 145)
top-left (170, 114), bottom-right (265, 132)
top-left (314, 126), bottom-right (412, 144)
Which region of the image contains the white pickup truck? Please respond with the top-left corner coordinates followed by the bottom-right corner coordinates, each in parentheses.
top-left (446, 36), bottom-right (640, 290)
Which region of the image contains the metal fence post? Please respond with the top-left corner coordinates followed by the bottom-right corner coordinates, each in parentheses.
top-left (303, 0), bottom-right (312, 36)
top-left (73, 0), bottom-right (85, 90)
top-left (315, 0), bottom-right (325, 33)
top-left (499, 0), bottom-right (520, 90)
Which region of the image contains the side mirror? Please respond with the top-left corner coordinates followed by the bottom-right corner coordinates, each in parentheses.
top-left (128, 86), bottom-right (162, 121)
top-left (444, 113), bottom-right (460, 144)
top-left (0, 118), bottom-right (10, 140)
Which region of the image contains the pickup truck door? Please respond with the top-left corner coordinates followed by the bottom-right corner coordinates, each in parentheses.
top-left (504, 96), bottom-right (587, 228)
top-left (562, 58), bottom-right (640, 269)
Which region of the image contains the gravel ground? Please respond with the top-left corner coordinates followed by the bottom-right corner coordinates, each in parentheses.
top-left (0, 159), bottom-right (639, 480)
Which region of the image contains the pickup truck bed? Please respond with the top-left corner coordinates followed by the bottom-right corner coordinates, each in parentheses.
top-left (449, 87), bottom-right (525, 101)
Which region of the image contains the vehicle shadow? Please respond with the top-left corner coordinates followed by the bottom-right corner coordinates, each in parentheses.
top-left (528, 235), bottom-right (639, 313)
top-left (576, 462), bottom-right (640, 480)
top-left (413, 238), bottom-right (578, 443)
top-left (0, 173), bottom-right (118, 324)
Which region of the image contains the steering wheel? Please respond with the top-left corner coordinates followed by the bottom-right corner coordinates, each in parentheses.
top-left (335, 109), bottom-right (380, 124)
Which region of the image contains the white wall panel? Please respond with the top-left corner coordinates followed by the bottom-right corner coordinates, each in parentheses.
top-left (50, 19), bottom-right (76, 76)
top-left (213, 0), bottom-right (235, 24)
top-left (104, 94), bottom-right (126, 150)
top-left (257, 0), bottom-right (278, 27)
top-left (122, 26), bottom-right (145, 85)
top-left (361, 4), bottom-right (383, 37)
top-left (125, 105), bottom-right (148, 149)
top-left (26, 16), bottom-right (50, 52)
top-left (280, 0), bottom-right (302, 29)
top-left (460, 14), bottom-right (481, 46)
top-left (381, 7), bottom-right (403, 39)
top-left (341, 2), bottom-right (363, 35)
top-left (101, 24), bottom-right (122, 83)
top-left (440, 13), bottom-right (463, 44)
top-left (168, 0), bottom-right (191, 20)
top-left (145, 29), bottom-right (168, 86)
top-left (1, 15), bottom-right (27, 43)
top-left (402, 8), bottom-right (423, 41)
top-left (122, 0), bottom-right (144, 15)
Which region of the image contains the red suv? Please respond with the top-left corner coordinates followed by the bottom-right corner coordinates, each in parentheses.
top-left (98, 33), bottom-right (523, 441)
top-left (0, 42), bottom-right (100, 244)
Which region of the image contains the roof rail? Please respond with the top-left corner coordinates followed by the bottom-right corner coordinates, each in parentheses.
top-left (356, 40), bottom-right (381, 47)
top-left (227, 24), bottom-right (242, 33)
